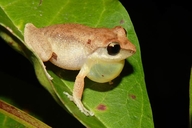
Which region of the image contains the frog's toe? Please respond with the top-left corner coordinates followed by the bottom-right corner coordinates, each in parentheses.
top-left (63, 92), bottom-right (94, 116)
top-left (63, 92), bottom-right (74, 101)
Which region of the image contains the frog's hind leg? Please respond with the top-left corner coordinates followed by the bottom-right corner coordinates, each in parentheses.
top-left (24, 23), bottom-right (52, 62)
top-left (24, 23), bottom-right (53, 80)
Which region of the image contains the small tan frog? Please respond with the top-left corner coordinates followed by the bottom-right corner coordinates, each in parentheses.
top-left (24, 23), bottom-right (136, 116)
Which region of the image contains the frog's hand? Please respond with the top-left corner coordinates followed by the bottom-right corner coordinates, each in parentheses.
top-left (64, 92), bottom-right (94, 116)
top-left (24, 23), bottom-right (52, 62)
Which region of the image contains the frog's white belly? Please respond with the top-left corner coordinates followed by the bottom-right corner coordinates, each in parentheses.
top-left (49, 41), bottom-right (90, 70)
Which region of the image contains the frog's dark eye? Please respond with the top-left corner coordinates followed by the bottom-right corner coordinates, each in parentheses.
top-left (107, 42), bottom-right (120, 55)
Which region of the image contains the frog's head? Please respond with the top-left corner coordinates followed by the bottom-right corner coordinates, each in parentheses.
top-left (87, 26), bottom-right (136, 83)
top-left (90, 26), bottom-right (136, 62)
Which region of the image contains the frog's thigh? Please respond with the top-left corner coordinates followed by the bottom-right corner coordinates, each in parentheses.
top-left (24, 23), bottom-right (52, 61)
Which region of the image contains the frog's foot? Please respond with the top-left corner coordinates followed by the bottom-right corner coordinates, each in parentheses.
top-left (42, 64), bottom-right (53, 80)
top-left (63, 92), bottom-right (94, 116)
top-left (46, 71), bottom-right (53, 80)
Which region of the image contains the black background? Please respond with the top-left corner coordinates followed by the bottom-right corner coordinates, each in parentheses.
top-left (121, 1), bottom-right (192, 128)
top-left (0, 0), bottom-right (191, 128)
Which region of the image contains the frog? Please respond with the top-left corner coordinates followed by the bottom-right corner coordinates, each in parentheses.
top-left (24, 23), bottom-right (136, 116)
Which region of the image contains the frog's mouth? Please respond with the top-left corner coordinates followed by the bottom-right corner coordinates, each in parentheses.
top-left (87, 59), bottom-right (125, 83)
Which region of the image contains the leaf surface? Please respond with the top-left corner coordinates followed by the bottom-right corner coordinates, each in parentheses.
top-left (0, 100), bottom-right (50, 128)
top-left (0, 0), bottom-right (153, 127)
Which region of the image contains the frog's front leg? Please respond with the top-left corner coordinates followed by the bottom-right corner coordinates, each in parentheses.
top-left (64, 64), bottom-right (94, 116)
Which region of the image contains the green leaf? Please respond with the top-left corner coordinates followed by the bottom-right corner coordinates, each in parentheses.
top-left (0, 100), bottom-right (51, 128)
top-left (0, 0), bottom-right (153, 127)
